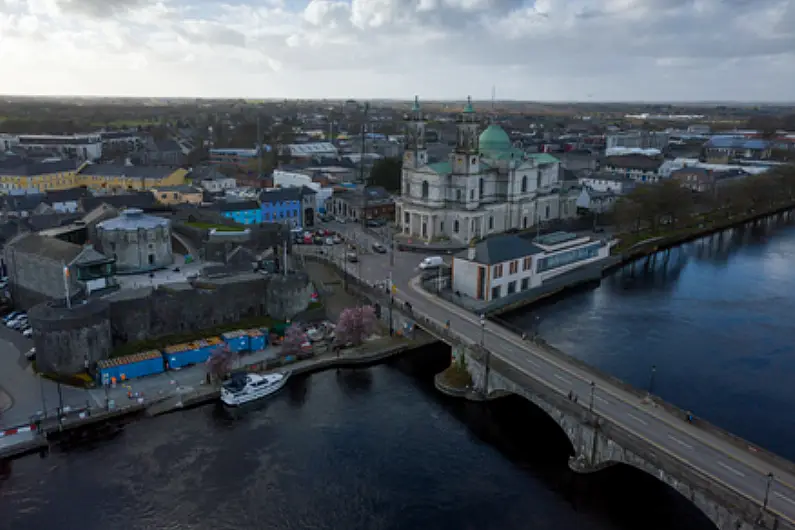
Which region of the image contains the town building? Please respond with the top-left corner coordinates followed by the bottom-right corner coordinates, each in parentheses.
top-left (95, 209), bottom-right (173, 274)
top-left (76, 163), bottom-right (188, 192)
top-left (150, 185), bottom-right (203, 205)
top-left (395, 96), bottom-right (566, 243)
top-left (282, 142), bottom-right (339, 159)
top-left (194, 168), bottom-right (237, 194)
top-left (209, 148), bottom-right (263, 172)
top-left (451, 232), bottom-right (611, 303)
top-left (327, 186), bottom-right (395, 223)
top-left (606, 131), bottom-right (669, 151)
top-left (213, 200), bottom-right (263, 225)
top-left (575, 188), bottom-right (618, 213)
top-left (143, 140), bottom-right (186, 166)
top-left (4, 233), bottom-right (117, 309)
top-left (80, 192), bottom-right (159, 214)
top-left (670, 167), bottom-right (750, 193)
top-left (703, 136), bottom-right (771, 164)
top-left (0, 158), bottom-right (83, 193)
top-left (0, 133), bottom-right (103, 161)
top-left (100, 131), bottom-right (144, 152)
top-left (600, 155), bottom-right (663, 183)
top-left (577, 173), bottom-right (636, 195)
top-left (259, 187), bottom-right (317, 228)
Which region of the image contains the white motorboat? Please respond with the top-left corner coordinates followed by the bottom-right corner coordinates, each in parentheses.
top-left (221, 371), bottom-right (291, 406)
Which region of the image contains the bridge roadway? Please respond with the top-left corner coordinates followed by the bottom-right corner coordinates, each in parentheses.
top-left (398, 274), bottom-right (795, 524)
top-left (306, 242), bottom-right (795, 526)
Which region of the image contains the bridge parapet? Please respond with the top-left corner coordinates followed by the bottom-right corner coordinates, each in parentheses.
top-left (456, 351), bottom-right (788, 530)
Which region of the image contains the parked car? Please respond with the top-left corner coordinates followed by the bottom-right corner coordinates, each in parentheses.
top-left (345, 251), bottom-right (358, 263)
top-left (332, 234), bottom-right (342, 244)
top-left (22, 327), bottom-right (32, 338)
top-left (372, 242), bottom-right (387, 253)
top-left (3, 311), bottom-right (23, 323)
top-left (366, 219), bottom-right (386, 227)
top-left (324, 237), bottom-right (334, 246)
top-left (25, 347), bottom-right (36, 360)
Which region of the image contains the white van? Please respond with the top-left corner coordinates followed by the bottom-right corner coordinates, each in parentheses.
top-left (419, 256), bottom-right (444, 270)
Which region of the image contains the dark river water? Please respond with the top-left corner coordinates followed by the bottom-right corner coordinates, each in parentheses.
top-left (2, 214), bottom-right (793, 530)
top-left (510, 211), bottom-right (795, 461)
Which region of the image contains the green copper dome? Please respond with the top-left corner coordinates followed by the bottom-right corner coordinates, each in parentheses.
top-left (479, 124), bottom-right (511, 155)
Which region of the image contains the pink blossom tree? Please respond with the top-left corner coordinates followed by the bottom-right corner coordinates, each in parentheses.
top-left (206, 345), bottom-right (237, 380)
top-left (335, 305), bottom-right (377, 347)
top-left (281, 323), bottom-right (305, 356)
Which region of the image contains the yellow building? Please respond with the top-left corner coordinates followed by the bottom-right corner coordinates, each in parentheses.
top-left (0, 160), bottom-right (83, 193)
top-left (150, 184), bottom-right (203, 205)
top-left (75, 164), bottom-right (188, 192)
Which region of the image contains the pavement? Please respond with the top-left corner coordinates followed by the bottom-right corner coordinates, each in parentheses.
top-left (314, 220), bottom-right (795, 525)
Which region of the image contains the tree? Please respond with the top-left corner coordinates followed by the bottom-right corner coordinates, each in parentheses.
top-left (281, 324), bottom-right (305, 356)
top-left (206, 345), bottom-right (237, 380)
top-left (369, 157), bottom-right (402, 192)
top-left (335, 306), bottom-right (378, 347)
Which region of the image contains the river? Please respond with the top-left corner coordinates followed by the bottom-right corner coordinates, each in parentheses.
top-left (509, 212), bottom-right (795, 460)
top-left (0, 347), bottom-right (714, 530)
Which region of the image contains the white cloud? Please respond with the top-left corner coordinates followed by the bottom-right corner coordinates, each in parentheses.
top-left (0, 0), bottom-right (794, 100)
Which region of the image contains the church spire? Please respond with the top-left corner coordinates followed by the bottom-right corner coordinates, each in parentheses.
top-left (455, 95), bottom-right (479, 153)
top-left (403, 94), bottom-right (427, 167)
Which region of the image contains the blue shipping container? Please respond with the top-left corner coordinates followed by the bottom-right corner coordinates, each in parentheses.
top-left (97, 350), bottom-right (163, 384)
top-left (249, 333), bottom-right (266, 352)
top-left (222, 331), bottom-right (250, 353)
top-left (118, 356), bottom-right (165, 380)
top-left (166, 346), bottom-right (212, 369)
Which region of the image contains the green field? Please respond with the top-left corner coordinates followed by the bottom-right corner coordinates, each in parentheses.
top-left (185, 222), bottom-right (245, 232)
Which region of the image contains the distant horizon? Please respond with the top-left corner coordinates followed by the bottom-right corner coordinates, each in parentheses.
top-left (2, 94), bottom-right (794, 108)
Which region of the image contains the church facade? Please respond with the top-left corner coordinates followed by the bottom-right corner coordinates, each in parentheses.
top-left (395, 97), bottom-right (575, 243)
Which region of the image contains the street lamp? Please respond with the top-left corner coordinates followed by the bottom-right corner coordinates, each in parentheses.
top-left (763, 472), bottom-right (775, 512)
top-left (481, 314), bottom-right (490, 395)
top-left (589, 381), bottom-right (596, 412)
top-left (648, 364), bottom-right (657, 395)
top-left (479, 314), bottom-right (486, 347)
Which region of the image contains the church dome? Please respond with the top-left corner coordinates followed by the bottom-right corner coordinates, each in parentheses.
top-left (479, 125), bottom-right (512, 155)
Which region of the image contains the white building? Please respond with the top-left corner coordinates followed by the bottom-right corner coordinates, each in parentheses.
top-left (395, 97), bottom-right (570, 243)
top-left (0, 134), bottom-right (102, 161)
top-left (272, 169), bottom-right (331, 213)
top-left (283, 142), bottom-right (338, 159)
top-left (577, 173), bottom-right (636, 195)
top-left (451, 232), bottom-right (612, 302)
top-left (606, 131), bottom-right (669, 151)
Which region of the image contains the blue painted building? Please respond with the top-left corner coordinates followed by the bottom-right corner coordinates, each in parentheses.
top-left (259, 188), bottom-right (303, 227)
top-left (215, 200), bottom-right (262, 225)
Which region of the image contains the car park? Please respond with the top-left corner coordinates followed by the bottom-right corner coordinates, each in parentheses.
top-left (372, 242), bottom-right (387, 253)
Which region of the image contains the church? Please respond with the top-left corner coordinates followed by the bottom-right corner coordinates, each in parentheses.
top-left (395, 97), bottom-right (576, 243)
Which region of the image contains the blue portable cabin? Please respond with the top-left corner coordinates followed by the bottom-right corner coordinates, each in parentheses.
top-left (97, 350), bottom-right (164, 385)
top-left (165, 337), bottom-right (222, 369)
top-left (248, 329), bottom-right (266, 352)
top-left (222, 330), bottom-right (250, 353)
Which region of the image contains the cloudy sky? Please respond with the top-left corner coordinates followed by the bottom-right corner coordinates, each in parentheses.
top-left (1, 0), bottom-right (794, 101)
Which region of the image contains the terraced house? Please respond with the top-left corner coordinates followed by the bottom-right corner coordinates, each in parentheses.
top-left (75, 163), bottom-right (188, 192)
top-left (0, 158), bottom-right (83, 193)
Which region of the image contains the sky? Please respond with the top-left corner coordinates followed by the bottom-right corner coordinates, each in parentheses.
top-left (1, 0), bottom-right (794, 102)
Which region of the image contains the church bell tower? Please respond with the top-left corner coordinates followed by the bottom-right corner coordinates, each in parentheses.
top-left (452, 96), bottom-right (480, 175)
top-left (403, 95), bottom-right (427, 169)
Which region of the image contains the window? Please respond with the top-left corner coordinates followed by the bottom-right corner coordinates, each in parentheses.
top-left (545, 204), bottom-right (550, 219)
top-left (470, 189), bottom-right (474, 200)
top-left (493, 264), bottom-right (503, 279)
top-left (521, 176), bottom-right (527, 192)
top-left (488, 216), bottom-right (494, 230)
top-left (523, 257), bottom-right (532, 271)
top-left (536, 243), bottom-right (601, 273)
top-left (405, 212), bottom-right (410, 223)
top-left (507, 281), bottom-right (516, 294)
top-left (521, 278), bottom-right (529, 291)
top-left (523, 216), bottom-right (528, 229)
top-left (508, 260), bottom-right (517, 274)
top-left (456, 189), bottom-right (462, 201)
top-left (491, 285), bottom-right (501, 299)
top-left (422, 181), bottom-right (429, 198)
top-left (453, 220), bottom-right (459, 233)
top-left (479, 178), bottom-right (484, 198)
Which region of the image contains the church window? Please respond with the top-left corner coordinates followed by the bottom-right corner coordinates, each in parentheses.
top-left (471, 157), bottom-right (477, 164)
top-left (479, 178), bottom-right (484, 198)
top-left (404, 212), bottom-right (410, 224)
top-left (456, 189), bottom-right (462, 202)
top-left (488, 216), bottom-right (494, 230)
top-left (521, 176), bottom-right (527, 193)
top-left (453, 220), bottom-right (459, 233)
top-left (523, 216), bottom-right (528, 228)
top-left (545, 204), bottom-right (550, 219)
top-left (470, 189), bottom-right (474, 200)
top-left (421, 181), bottom-right (429, 199)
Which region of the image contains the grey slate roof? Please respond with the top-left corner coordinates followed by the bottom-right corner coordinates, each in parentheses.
top-left (97, 209), bottom-right (169, 231)
top-left (455, 234), bottom-right (544, 265)
top-left (80, 192), bottom-right (158, 213)
top-left (213, 200), bottom-right (260, 212)
top-left (7, 233), bottom-right (85, 263)
top-left (152, 184), bottom-right (200, 193)
top-left (79, 164), bottom-right (177, 179)
top-left (0, 159), bottom-right (80, 176)
top-left (602, 155), bottom-right (663, 171)
top-left (45, 187), bottom-right (91, 204)
top-left (259, 188), bottom-right (302, 203)
top-left (1, 193), bottom-right (45, 212)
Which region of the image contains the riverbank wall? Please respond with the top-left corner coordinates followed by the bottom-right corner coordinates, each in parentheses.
top-left (608, 203), bottom-right (795, 272)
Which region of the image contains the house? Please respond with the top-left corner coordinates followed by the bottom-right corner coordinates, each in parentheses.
top-left (76, 163), bottom-right (188, 192)
top-left (600, 155), bottom-right (663, 183)
top-left (1, 193), bottom-right (46, 217)
top-left (671, 167), bottom-right (750, 192)
top-left (213, 200), bottom-right (263, 225)
top-left (258, 188), bottom-right (303, 227)
top-left (144, 140), bottom-right (185, 166)
top-left (0, 133), bottom-right (103, 161)
top-left (703, 136), bottom-right (771, 164)
top-left (576, 188), bottom-right (618, 213)
top-left (196, 168), bottom-right (237, 194)
top-left (4, 233), bottom-right (117, 309)
top-left (44, 187), bottom-right (91, 213)
top-left (80, 191), bottom-right (159, 213)
top-left (282, 142), bottom-right (338, 159)
top-left (328, 186), bottom-right (395, 223)
top-left (577, 173), bottom-right (636, 195)
top-left (150, 185), bottom-right (203, 205)
top-left (451, 232), bottom-right (610, 303)
top-left (0, 158), bottom-right (82, 193)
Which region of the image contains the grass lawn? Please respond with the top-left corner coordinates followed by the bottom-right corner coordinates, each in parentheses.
top-left (185, 222), bottom-right (245, 232)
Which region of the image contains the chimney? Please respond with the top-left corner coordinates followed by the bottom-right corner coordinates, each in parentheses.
top-left (467, 242), bottom-right (476, 261)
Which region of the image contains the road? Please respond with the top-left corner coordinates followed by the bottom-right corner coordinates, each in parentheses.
top-left (314, 221), bottom-right (795, 526)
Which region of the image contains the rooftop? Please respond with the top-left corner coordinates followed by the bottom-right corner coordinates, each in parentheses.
top-left (455, 234), bottom-right (544, 265)
top-left (81, 192), bottom-right (158, 213)
top-left (78, 163), bottom-right (179, 179)
top-left (97, 208), bottom-right (170, 231)
top-left (7, 233), bottom-right (108, 264)
top-left (0, 159), bottom-right (81, 177)
top-left (151, 184), bottom-right (201, 194)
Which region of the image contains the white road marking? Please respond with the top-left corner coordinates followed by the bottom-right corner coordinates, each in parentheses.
top-left (595, 396), bottom-right (609, 405)
top-left (525, 359), bottom-right (540, 368)
top-left (717, 461), bottom-right (746, 478)
top-left (668, 434), bottom-right (694, 450)
top-left (774, 492), bottom-right (795, 506)
top-left (627, 413), bottom-right (648, 425)
top-left (554, 374), bottom-right (572, 384)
